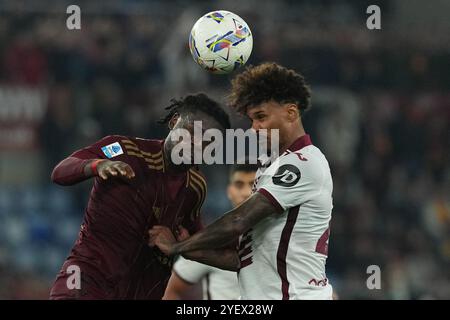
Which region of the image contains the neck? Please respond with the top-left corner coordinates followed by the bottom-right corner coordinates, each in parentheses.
top-left (279, 127), bottom-right (306, 154)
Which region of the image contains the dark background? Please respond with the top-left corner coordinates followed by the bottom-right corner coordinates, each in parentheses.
top-left (0, 0), bottom-right (448, 299)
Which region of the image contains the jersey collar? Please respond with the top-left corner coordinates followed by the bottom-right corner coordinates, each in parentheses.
top-left (286, 134), bottom-right (312, 152)
top-left (258, 134), bottom-right (312, 168)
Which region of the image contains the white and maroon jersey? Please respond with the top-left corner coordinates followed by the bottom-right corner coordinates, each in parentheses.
top-left (238, 134), bottom-right (333, 300)
top-left (173, 256), bottom-right (240, 300)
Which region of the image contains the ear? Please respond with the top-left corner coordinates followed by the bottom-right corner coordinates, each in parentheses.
top-left (286, 104), bottom-right (300, 122)
top-left (168, 113), bottom-right (180, 130)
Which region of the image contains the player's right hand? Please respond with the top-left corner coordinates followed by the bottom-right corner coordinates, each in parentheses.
top-left (96, 160), bottom-right (135, 180)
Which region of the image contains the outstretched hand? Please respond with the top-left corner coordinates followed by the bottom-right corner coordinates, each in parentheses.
top-left (96, 160), bottom-right (135, 180)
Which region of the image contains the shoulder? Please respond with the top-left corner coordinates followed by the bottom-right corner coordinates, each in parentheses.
top-left (267, 146), bottom-right (326, 184)
top-left (88, 135), bottom-right (129, 159)
top-left (114, 137), bottom-right (165, 170)
top-left (120, 137), bottom-right (163, 152)
top-left (93, 134), bottom-right (127, 145)
top-left (286, 145), bottom-right (327, 169)
top-left (94, 136), bottom-right (163, 154)
top-left (93, 135), bottom-right (154, 153)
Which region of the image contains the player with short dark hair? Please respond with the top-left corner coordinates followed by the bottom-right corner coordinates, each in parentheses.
top-left (49, 93), bottom-right (230, 299)
top-left (150, 63), bottom-right (334, 300)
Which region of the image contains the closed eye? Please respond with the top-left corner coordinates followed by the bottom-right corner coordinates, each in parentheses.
top-left (233, 181), bottom-right (244, 188)
top-left (254, 113), bottom-right (266, 120)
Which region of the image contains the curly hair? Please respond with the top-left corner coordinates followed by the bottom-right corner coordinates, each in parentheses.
top-left (228, 62), bottom-right (311, 115)
top-left (158, 93), bottom-right (231, 130)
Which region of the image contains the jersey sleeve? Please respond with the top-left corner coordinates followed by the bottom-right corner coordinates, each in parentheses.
top-left (256, 152), bottom-right (324, 213)
top-left (51, 135), bottom-right (129, 186)
top-left (172, 256), bottom-right (212, 284)
top-left (71, 135), bottom-right (127, 160)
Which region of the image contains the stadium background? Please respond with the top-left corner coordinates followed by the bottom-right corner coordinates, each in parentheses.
top-left (0, 0), bottom-right (449, 299)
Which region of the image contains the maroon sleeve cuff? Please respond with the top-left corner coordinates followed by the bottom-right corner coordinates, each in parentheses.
top-left (257, 188), bottom-right (284, 214)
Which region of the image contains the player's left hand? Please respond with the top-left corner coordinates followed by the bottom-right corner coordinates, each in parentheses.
top-left (148, 226), bottom-right (177, 256)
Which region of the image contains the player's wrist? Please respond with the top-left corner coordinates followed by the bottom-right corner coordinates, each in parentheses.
top-left (90, 159), bottom-right (106, 176)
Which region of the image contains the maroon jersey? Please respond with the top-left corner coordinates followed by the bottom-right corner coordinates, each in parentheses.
top-left (49, 135), bottom-right (206, 299)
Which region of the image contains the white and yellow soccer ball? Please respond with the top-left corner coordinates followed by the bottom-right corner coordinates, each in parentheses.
top-left (189, 10), bottom-right (253, 74)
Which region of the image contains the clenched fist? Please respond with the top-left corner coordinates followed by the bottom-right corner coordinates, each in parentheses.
top-left (148, 225), bottom-right (189, 256)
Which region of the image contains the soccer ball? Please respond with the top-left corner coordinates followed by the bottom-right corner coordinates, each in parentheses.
top-left (189, 10), bottom-right (253, 74)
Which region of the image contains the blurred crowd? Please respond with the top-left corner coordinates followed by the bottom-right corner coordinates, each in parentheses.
top-left (0, 0), bottom-right (449, 299)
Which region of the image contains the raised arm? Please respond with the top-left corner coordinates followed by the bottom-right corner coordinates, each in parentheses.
top-left (51, 157), bottom-right (101, 186)
top-left (149, 225), bottom-right (240, 271)
top-left (51, 157), bottom-right (134, 186)
top-left (51, 135), bottom-right (135, 186)
top-left (149, 191), bottom-right (280, 257)
top-left (181, 248), bottom-right (240, 271)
